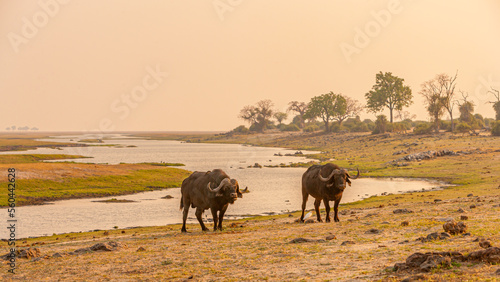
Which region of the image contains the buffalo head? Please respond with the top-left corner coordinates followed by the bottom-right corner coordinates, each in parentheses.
top-left (318, 167), bottom-right (359, 191)
top-left (207, 178), bottom-right (243, 204)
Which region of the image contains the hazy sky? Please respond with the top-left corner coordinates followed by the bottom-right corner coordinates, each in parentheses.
top-left (1, 0), bottom-right (499, 132)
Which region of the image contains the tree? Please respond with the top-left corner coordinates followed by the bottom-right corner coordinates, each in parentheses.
top-left (373, 115), bottom-right (389, 134)
top-left (287, 101), bottom-right (308, 128)
top-left (273, 111), bottom-right (288, 125)
top-left (365, 72), bottom-right (413, 123)
top-left (420, 75), bottom-right (453, 133)
top-left (488, 88), bottom-right (500, 120)
top-left (332, 95), bottom-right (363, 126)
top-left (459, 101), bottom-right (474, 124)
top-left (437, 72), bottom-right (458, 131)
top-left (305, 92), bottom-right (346, 133)
top-left (238, 100), bottom-right (275, 132)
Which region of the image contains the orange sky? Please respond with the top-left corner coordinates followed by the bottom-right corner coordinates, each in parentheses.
top-left (1, 0), bottom-right (499, 131)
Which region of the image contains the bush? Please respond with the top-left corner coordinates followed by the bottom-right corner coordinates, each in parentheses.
top-left (372, 115), bottom-right (389, 134)
top-left (232, 125), bottom-right (249, 134)
top-left (456, 122), bottom-right (472, 134)
top-left (413, 123), bottom-right (433, 135)
top-left (331, 124), bottom-right (348, 133)
top-left (280, 124), bottom-right (301, 132)
top-left (491, 121), bottom-right (500, 136)
top-left (303, 124), bottom-right (319, 132)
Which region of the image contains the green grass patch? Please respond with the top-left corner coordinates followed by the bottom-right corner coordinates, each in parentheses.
top-left (0, 167), bottom-right (191, 206)
top-left (0, 154), bottom-right (87, 164)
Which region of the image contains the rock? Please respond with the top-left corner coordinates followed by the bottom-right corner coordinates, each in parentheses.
top-left (17, 248), bottom-right (41, 259)
top-left (137, 247), bottom-right (146, 252)
top-left (460, 215), bottom-right (469, 220)
top-left (341, 240), bottom-right (356, 246)
top-left (467, 247), bottom-right (500, 264)
top-left (467, 193), bottom-right (474, 197)
top-left (74, 241), bottom-right (126, 254)
top-left (288, 238), bottom-right (325, 244)
top-left (325, 235), bottom-right (337, 240)
top-left (103, 231), bottom-right (110, 236)
top-left (393, 208), bottom-right (414, 214)
top-left (419, 255), bottom-right (451, 272)
top-left (253, 163), bottom-right (262, 168)
top-left (401, 221), bottom-right (409, 226)
top-left (443, 220), bottom-right (467, 235)
top-left (434, 199), bottom-right (442, 203)
top-left (365, 228), bottom-right (382, 235)
top-left (479, 240), bottom-right (492, 249)
top-left (52, 253), bottom-right (64, 258)
top-left (470, 204), bottom-right (476, 209)
top-left (457, 208), bottom-right (465, 213)
top-left (304, 218), bottom-right (316, 224)
top-left (396, 252), bottom-right (465, 273)
top-left (161, 195), bottom-right (174, 199)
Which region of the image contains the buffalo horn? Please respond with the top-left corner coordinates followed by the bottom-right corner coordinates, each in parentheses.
top-left (318, 169), bottom-right (339, 182)
top-left (207, 178), bottom-right (230, 193)
top-left (346, 168), bottom-right (360, 180)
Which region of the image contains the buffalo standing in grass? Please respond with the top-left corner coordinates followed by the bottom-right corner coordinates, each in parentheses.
top-left (300, 163), bottom-right (359, 222)
top-left (180, 169), bottom-right (242, 232)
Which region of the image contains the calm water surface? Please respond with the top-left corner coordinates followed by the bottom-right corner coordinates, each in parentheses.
top-left (1, 134), bottom-right (445, 238)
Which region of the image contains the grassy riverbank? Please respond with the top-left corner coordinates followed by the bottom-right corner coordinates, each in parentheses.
top-left (0, 154), bottom-right (191, 207)
top-left (0, 131), bottom-right (499, 281)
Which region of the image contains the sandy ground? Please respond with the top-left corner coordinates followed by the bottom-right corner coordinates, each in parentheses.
top-left (1, 193), bottom-right (499, 281)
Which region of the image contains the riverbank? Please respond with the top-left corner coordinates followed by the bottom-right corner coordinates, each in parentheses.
top-left (0, 131), bottom-right (499, 280)
top-left (0, 154), bottom-right (191, 207)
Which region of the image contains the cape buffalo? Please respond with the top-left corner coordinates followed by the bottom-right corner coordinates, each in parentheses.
top-left (180, 169), bottom-right (242, 232)
top-left (300, 163), bottom-right (359, 223)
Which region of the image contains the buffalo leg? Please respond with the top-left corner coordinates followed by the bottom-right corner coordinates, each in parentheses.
top-left (217, 205), bottom-right (228, 230)
top-left (300, 193), bottom-right (309, 222)
top-left (181, 200), bottom-right (190, 232)
top-left (333, 200), bottom-right (340, 222)
top-left (210, 208), bottom-right (218, 231)
top-left (314, 198), bottom-right (322, 222)
top-left (323, 198), bottom-right (331, 222)
top-left (195, 207), bottom-right (209, 231)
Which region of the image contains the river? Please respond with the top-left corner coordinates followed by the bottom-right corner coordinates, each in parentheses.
top-left (1, 134), bottom-right (445, 238)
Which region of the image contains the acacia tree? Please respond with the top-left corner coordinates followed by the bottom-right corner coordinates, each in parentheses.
top-left (365, 72), bottom-right (413, 123)
top-left (488, 88), bottom-right (500, 120)
top-left (274, 111), bottom-right (288, 125)
top-left (238, 100), bottom-right (275, 132)
top-left (436, 72), bottom-right (458, 131)
top-left (287, 101), bottom-right (308, 128)
top-left (305, 92), bottom-right (346, 133)
top-left (420, 77), bottom-right (446, 133)
top-left (332, 95), bottom-right (363, 126)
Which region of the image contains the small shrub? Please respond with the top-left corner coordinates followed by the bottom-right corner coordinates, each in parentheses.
top-left (303, 124), bottom-right (319, 132)
top-left (280, 124), bottom-right (300, 132)
top-left (491, 121), bottom-right (500, 136)
top-left (232, 125), bottom-right (249, 134)
top-left (413, 123), bottom-right (433, 135)
top-left (456, 122), bottom-right (471, 134)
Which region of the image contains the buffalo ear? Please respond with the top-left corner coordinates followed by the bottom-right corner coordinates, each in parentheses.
top-left (231, 179), bottom-right (243, 198)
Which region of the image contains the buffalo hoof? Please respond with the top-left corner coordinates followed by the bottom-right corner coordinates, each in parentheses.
top-left (181, 229), bottom-right (187, 233)
top-left (325, 219), bottom-right (331, 223)
top-left (334, 219), bottom-right (340, 222)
